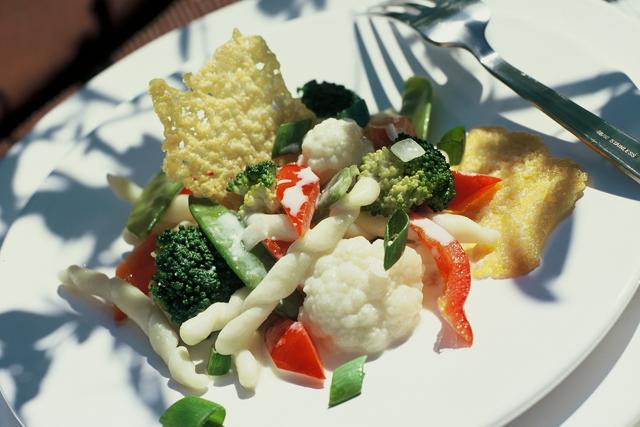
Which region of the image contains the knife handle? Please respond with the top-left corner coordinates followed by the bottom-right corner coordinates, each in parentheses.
top-left (481, 53), bottom-right (640, 184)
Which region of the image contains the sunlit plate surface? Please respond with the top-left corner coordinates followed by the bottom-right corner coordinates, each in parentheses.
top-left (1, 2), bottom-right (640, 426)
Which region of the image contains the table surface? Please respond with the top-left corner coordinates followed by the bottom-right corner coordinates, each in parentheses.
top-left (0, 0), bottom-right (240, 162)
top-left (1, 0), bottom-right (640, 426)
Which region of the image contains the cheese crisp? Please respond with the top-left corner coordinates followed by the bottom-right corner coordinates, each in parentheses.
top-left (455, 127), bottom-right (588, 279)
top-left (149, 29), bottom-right (314, 202)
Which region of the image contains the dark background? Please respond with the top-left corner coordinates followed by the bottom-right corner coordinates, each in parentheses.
top-left (0, 0), bottom-right (239, 161)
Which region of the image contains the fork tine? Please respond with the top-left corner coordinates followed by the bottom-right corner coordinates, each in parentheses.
top-left (401, 3), bottom-right (434, 14)
top-left (369, 10), bottom-right (416, 23)
top-left (367, 1), bottom-right (438, 26)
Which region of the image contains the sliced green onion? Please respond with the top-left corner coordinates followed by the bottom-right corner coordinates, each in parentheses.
top-left (329, 355), bottom-right (368, 407)
top-left (271, 118), bottom-right (313, 158)
top-left (436, 126), bottom-right (466, 166)
top-left (159, 396), bottom-right (226, 427)
top-left (312, 166), bottom-right (354, 223)
top-left (336, 98), bottom-right (370, 128)
top-left (399, 76), bottom-right (432, 140)
top-left (207, 344), bottom-right (231, 376)
top-left (383, 209), bottom-right (409, 271)
top-left (126, 172), bottom-right (183, 240)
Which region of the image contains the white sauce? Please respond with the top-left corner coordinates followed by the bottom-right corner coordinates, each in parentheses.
top-left (279, 167), bottom-right (319, 217)
top-left (217, 212), bottom-right (252, 262)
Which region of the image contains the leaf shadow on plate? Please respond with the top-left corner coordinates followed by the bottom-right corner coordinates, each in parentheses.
top-left (356, 18), bottom-right (640, 302)
top-left (505, 279), bottom-right (640, 427)
top-left (57, 285), bottom-right (181, 407)
top-left (0, 309), bottom-right (93, 419)
top-left (0, 108), bottom-right (173, 422)
top-left (0, 86), bottom-right (125, 250)
top-left (256, 0), bottom-right (327, 20)
top-left (0, 292), bottom-right (171, 423)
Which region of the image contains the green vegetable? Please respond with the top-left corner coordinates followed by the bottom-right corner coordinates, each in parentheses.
top-left (271, 118), bottom-right (313, 158)
top-left (226, 160), bottom-right (280, 216)
top-left (126, 172), bottom-right (183, 240)
top-left (299, 80), bottom-right (356, 117)
top-left (189, 198), bottom-right (303, 320)
top-left (298, 80), bottom-right (370, 127)
top-left (149, 225), bottom-right (244, 325)
top-left (358, 133), bottom-right (456, 217)
top-left (437, 125), bottom-right (466, 166)
top-left (311, 166), bottom-right (355, 223)
top-left (399, 76), bottom-right (432, 140)
top-left (329, 355), bottom-right (368, 407)
top-left (159, 396), bottom-right (225, 427)
top-left (383, 209), bottom-right (409, 271)
top-left (336, 98), bottom-right (370, 128)
top-left (207, 344), bottom-right (231, 376)
top-left (190, 199), bottom-right (274, 287)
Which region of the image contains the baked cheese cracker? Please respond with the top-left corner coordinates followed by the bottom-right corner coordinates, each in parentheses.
top-left (149, 29), bottom-right (314, 202)
top-left (454, 127), bottom-right (588, 279)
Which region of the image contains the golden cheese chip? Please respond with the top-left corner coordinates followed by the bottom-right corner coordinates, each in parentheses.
top-left (149, 29), bottom-right (314, 202)
top-left (454, 127), bottom-right (588, 279)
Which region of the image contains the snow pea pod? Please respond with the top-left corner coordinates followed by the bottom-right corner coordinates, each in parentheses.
top-left (399, 76), bottom-right (432, 140)
top-left (189, 198), bottom-right (302, 319)
top-left (126, 172), bottom-right (183, 240)
top-left (336, 98), bottom-right (370, 128)
top-left (271, 118), bottom-right (312, 158)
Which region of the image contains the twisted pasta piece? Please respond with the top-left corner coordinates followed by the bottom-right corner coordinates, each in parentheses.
top-left (214, 177), bottom-right (380, 355)
top-left (59, 265), bottom-right (209, 390)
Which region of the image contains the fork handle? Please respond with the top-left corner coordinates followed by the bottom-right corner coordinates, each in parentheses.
top-left (480, 53), bottom-right (640, 184)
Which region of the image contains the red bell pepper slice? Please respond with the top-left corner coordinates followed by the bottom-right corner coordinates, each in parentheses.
top-left (264, 317), bottom-right (325, 379)
top-left (276, 164), bottom-right (320, 237)
top-left (446, 171), bottom-right (501, 213)
top-left (263, 239), bottom-right (292, 260)
top-left (113, 233), bottom-right (158, 321)
top-left (408, 212), bottom-right (473, 346)
top-left (363, 114), bottom-right (417, 150)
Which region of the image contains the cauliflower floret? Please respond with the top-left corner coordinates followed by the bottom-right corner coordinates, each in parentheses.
top-left (300, 118), bottom-right (372, 183)
top-left (299, 236), bottom-right (424, 354)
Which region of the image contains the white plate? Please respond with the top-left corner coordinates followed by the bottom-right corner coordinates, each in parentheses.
top-left (2, 2), bottom-right (640, 427)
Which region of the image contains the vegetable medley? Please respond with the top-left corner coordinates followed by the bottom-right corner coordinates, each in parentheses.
top-left (59, 29), bottom-right (588, 425)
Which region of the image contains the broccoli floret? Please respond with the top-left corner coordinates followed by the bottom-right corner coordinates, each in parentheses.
top-left (298, 80), bottom-right (359, 118)
top-left (226, 160), bottom-right (280, 215)
top-left (358, 133), bottom-right (456, 217)
top-left (226, 160), bottom-right (278, 195)
top-left (149, 225), bottom-right (244, 324)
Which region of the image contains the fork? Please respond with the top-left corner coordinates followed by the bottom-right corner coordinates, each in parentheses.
top-left (369, 0), bottom-right (640, 185)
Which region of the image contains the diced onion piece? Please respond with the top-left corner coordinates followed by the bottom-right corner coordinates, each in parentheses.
top-left (385, 122), bottom-right (398, 142)
top-left (329, 355), bottom-right (367, 407)
top-left (159, 396), bottom-right (225, 427)
top-left (390, 138), bottom-right (425, 162)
